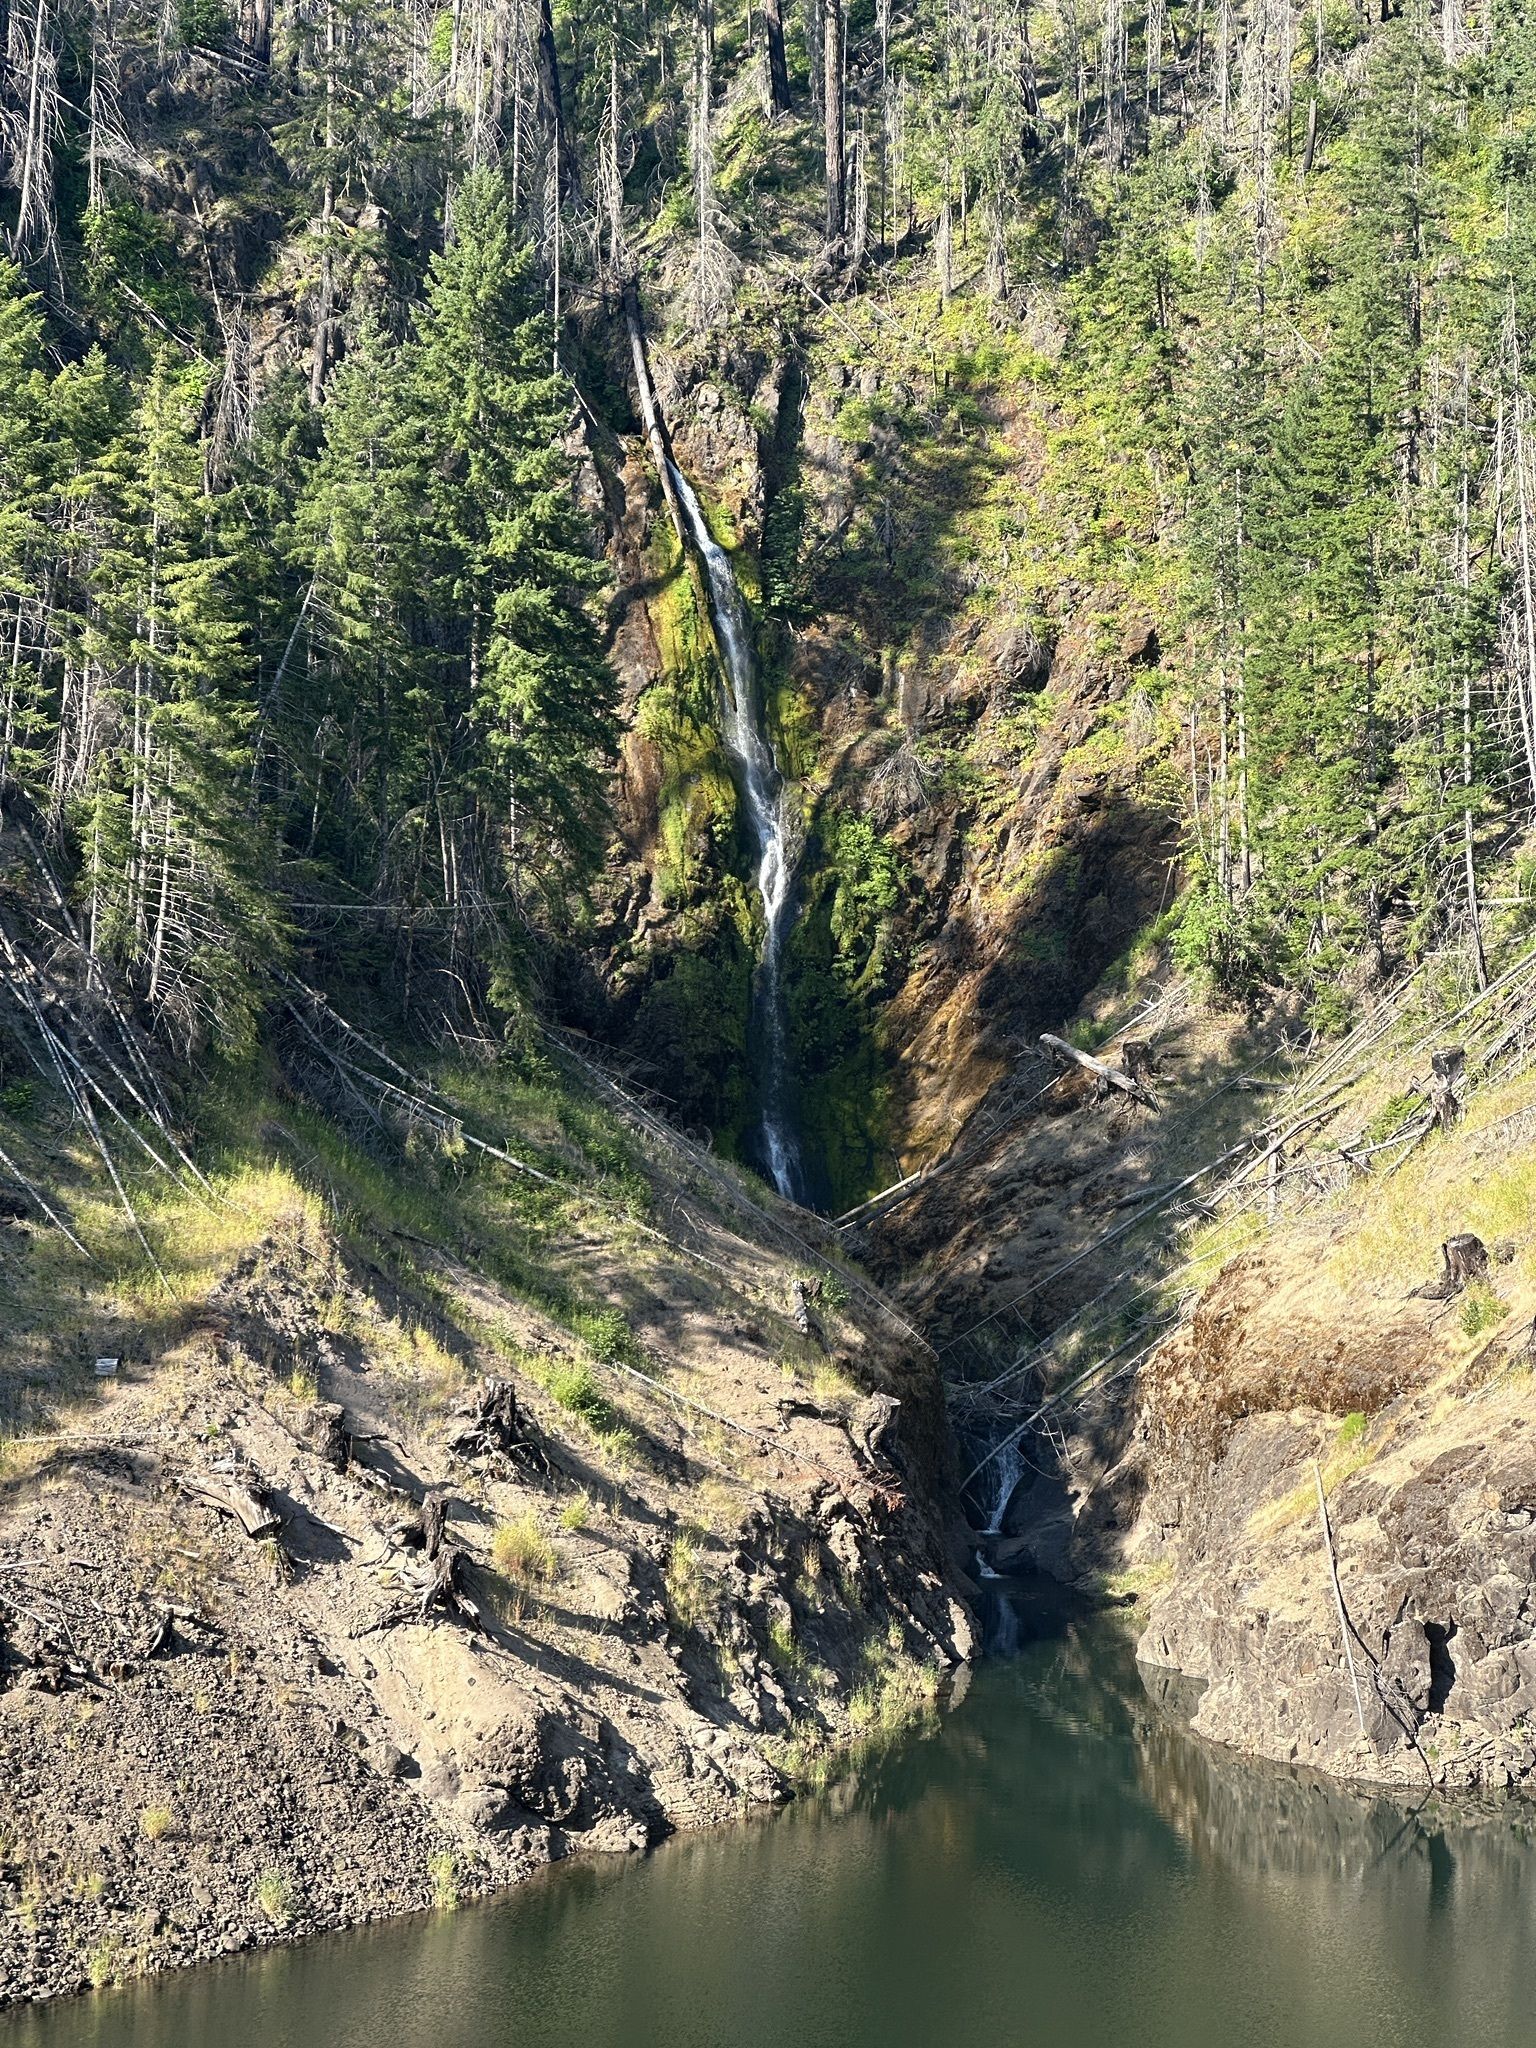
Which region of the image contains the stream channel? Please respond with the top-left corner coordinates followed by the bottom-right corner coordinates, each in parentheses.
top-left (9, 1604), bottom-right (1536, 2048)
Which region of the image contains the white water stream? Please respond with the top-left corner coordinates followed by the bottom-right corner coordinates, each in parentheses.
top-left (983, 1436), bottom-right (1025, 1536)
top-left (667, 462), bottom-right (804, 1202)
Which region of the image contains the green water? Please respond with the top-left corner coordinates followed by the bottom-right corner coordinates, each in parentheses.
top-left (7, 1615), bottom-right (1536, 2048)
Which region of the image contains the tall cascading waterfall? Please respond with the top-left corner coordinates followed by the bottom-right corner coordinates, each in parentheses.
top-left (665, 461), bottom-right (805, 1203)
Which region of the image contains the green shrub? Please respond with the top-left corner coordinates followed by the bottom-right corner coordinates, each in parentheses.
top-left (1460, 1283), bottom-right (1506, 1339)
top-left (176, 0), bottom-right (230, 46)
top-left (254, 1868), bottom-right (299, 1928)
top-left (428, 1850), bottom-right (459, 1910)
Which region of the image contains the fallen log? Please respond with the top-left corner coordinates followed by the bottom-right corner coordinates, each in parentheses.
top-left (178, 1471), bottom-right (280, 1540)
top-left (1038, 1033), bottom-right (1159, 1111)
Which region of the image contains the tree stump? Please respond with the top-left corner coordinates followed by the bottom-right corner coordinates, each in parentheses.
top-left (1441, 1233), bottom-right (1488, 1291)
top-left (1121, 1040), bottom-right (1158, 1088)
top-left (1420, 1232), bottom-right (1489, 1297)
top-left (305, 1401), bottom-right (348, 1471)
top-left (446, 1377), bottom-right (551, 1475)
top-left (852, 1392), bottom-right (902, 1470)
top-left (790, 1279), bottom-right (825, 1348)
top-left (1039, 1033), bottom-right (1159, 1111)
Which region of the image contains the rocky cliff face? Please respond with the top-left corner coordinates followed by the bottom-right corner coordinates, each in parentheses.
top-left (1123, 1242), bottom-right (1536, 1790)
top-left (572, 296), bottom-right (1183, 1210)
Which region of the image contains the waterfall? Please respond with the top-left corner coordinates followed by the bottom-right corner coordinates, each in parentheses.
top-left (666, 462), bottom-right (805, 1203)
top-left (983, 1437), bottom-right (1025, 1537)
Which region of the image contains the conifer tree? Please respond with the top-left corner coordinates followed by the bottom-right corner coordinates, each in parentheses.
top-left (410, 166), bottom-right (615, 897)
top-left (74, 354), bottom-right (283, 1053)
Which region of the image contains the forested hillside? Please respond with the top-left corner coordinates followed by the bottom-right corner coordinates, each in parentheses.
top-left (3, 0), bottom-right (1536, 1188)
top-left (11, 0), bottom-right (1536, 1994)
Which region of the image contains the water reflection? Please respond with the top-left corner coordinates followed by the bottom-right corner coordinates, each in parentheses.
top-left (7, 1614), bottom-right (1536, 2048)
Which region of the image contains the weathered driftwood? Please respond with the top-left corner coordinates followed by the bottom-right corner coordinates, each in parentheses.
top-left (1038, 1033), bottom-right (1160, 1111)
top-left (179, 1471), bottom-right (280, 1539)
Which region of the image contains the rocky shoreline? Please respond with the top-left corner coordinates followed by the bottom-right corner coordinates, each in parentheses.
top-left (0, 1203), bottom-right (973, 2008)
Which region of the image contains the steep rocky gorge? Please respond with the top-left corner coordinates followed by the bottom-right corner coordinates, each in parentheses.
top-left (565, 300), bottom-right (1536, 1806)
top-left (570, 297), bottom-right (1182, 1211)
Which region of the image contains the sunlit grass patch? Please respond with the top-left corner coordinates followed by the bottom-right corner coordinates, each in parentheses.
top-left (491, 1512), bottom-right (558, 1588)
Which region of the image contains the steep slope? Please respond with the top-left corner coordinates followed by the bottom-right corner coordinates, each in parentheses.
top-left (0, 998), bottom-right (971, 2003)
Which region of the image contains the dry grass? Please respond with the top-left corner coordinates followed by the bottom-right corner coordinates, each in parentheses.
top-left (664, 1531), bottom-right (714, 1632)
top-left (1325, 1071), bottom-right (1536, 1294)
top-left (491, 1513), bottom-right (558, 1588)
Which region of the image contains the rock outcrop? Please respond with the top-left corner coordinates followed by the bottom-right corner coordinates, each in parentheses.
top-left (1123, 1247), bottom-right (1536, 1789)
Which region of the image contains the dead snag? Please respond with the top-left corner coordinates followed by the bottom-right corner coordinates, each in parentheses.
top-left (1429, 1046), bottom-right (1466, 1132)
top-left (179, 1470), bottom-right (280, 1540)
top-left (1038, 1033), bottom-right (1160, 1112)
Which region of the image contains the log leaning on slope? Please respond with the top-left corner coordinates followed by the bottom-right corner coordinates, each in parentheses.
top-left (1039, 1033), bottom-right (1160, 1111)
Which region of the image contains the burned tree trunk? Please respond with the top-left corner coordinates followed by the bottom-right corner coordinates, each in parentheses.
top-left (420, 1544), bottom-right (483, 1628)
top-left (1418, 1232), bottom-right (1489, 1299)
top-left (392, 1488), bottom-right (449, 1559)
top-left (536, 0), bottom-right (579, 201)
top-left (306, 1401), bottom-right (348, 1471)
top-left (447, 1377), bottom-right (551, 1474)
top-left (1441, 1233), bottom-right (1488, 1291)
top-left (762, 0), bottom-right (791, 111)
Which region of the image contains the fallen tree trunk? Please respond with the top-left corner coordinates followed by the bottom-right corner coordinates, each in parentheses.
top-left (1038, 1033), bottom-right (1160, 1110)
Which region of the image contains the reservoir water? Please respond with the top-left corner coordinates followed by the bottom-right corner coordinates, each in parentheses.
top-left (8, 1613), bottom-right (1536, 2048)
